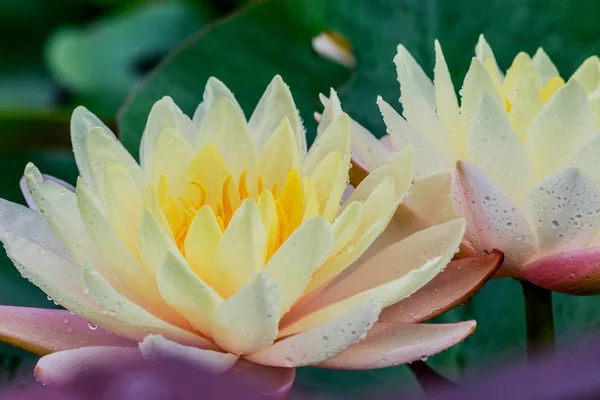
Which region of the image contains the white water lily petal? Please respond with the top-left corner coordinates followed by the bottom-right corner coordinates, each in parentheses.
top-left (434, 40), bottom-right (466, 157)
top-left (467, 95), bottom-right (535, 206)
top-left (246, 299), bottom-right (381, 367)
top-left (475, 34), bottom-right (502, 88)
top-left (526, 167), bottom-right (600, 256)
top-left (525, 80), bottom-right (596, 179)
top-left (82, 259), bottom-right (207, 348)
top-left (453, 162), bottom-right (538, 271)
top-left (141, 96), bottom-right (195, 172)
top-left (193, 77), bottom-right (243, 128)
top-left (503, 52), bottom-right (541, 101)
top-left (138, 209), bottom-right (180, 275)
top-left (395, 47), bottom-right (458, 165)
top-left (507, 75), bottom-right (542, 142)
top-left (0, 198), bottom-right (66, 257)
top-left (589, 87), bottom-right (600, 130)
top-left (71, 106), bottom-right (115, 186)
top-left (151, 128), bottom-right (195, 197)
top-left (196, 97), bottom-right (256, 178)
top-left (24, 164), bottom-right (97, 266)
top-left (211, 271), bottom-right (280, 354)
top-left (264, 216), bottom-right (333, 314)
top-left (86, 127), bottom-right (147, 200)
top-left (331, 202), bottom-right (362, 255)
top-left (571, 56), bottom-right (600, 94)
top-left (20, 174), bottom-right (74, 212)
top-left (533, 48), bottom-right (560, 86)
top-left (157, 252), bottom-right (222, 336)
top-left (140, 334), bottom-right (237, 373)
top-left (303, 114), bottom-right (350, 178)
top-left (248, 75), bottom-right (305, 155)
top-left (572, 133), bottom-right (600, 187)
top-left (378, 97), bottom-right (450, 180)
top-left (215, 199), bottom-right (266, 298)
top-left (460, 58), bottom-right (504, 126)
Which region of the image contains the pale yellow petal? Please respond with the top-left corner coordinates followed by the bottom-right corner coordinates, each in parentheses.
top-left (248, 75), bottom-right (306, 155)
top-left (193, 77), bottom-right (243, 128)
top-left (533, 48), bottom-right (560, 86)
top-left (525, 80), bottom-right (596, 179)
top-left (303, 114), bottom-right (351, 177)
top-left (507, 75), bottom-right (542, 142)
top-left (183, 206), bottom-right (223, 287)
top-left (141, 96), bottom-right (194, 173)
top-left (264, 216), bottom-right (333, 313)
top-left (467, 95), bottom-right (535, 206)
top-left (215, 199), bottom-right (266, 297)
top-left (210, 271), bottom-right (280, 354)
top-left (82, 259), bottom-right (208, 348)
top-left (137, 209), bottom-right (180, 275)
top-left (330, 202), bottom-right (362, 255)
top-left (309, 152), bottom-right (347, 221)
top-left (434, 40), bottom-right (466, 157)
top-left (572, 133), bottom-right (600, 187)
top-left (475, 34), bottom-right (502, 89)
top-left (378, 97), bottom-right (450, 180)
top-left (254, 117), bottom-right (302, 193)
top-left (460, 58), bottom-right (504, 127)
top-left (156, 252), bottom-right (222, 337)
top-left (502, 52), bottom-right (541, 101)
top-left (186, 145), bottom-right (231, 208)
top-left (589, 86), bottom-right (600, 130)
top-left (571, 56), bottom-right (600, 94)
top-left (196, 97), bottom-right (256, 178)
top-left (151, 128), bottom-right (195, 197)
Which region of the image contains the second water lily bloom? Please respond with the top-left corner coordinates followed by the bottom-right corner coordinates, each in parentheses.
top-left (349, 34), bottom-right (600, 295)
top-left (0, 76), bottom-right (488, 394)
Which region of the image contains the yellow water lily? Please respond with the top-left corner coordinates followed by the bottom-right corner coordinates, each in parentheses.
top-left (349, 35), bottom-right (600, 294)
top-left (0, 76), bottom-right (476, 393)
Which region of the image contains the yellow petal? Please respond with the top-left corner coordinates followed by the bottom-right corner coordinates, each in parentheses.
top-left (156, 252), bottom-right (222, 337)
top-left (248, 75), bottom-right (306, 155)
top-left (467, 95), bottom-right (535, 206)
top-left (151, 128), bottom-right (195, 197)
top-left (303, 114), bottom-right (351, 178)
top-left (525, 80), bottom-right (595, 179)
top-left (196, 97), bottom-right (256, 178)
top-left (215, 199), bottom-right (266, 298)
top-left (210, 271), bottom-right (280, 354)
top-left (309, 152), bottom-right (347, 221)
top-left (183, 205), bottom-right (223, 287)
top-left (186, 145), bottom-right (231, 208)
top-left (264, 216), bottom-right (333, 313)
top-left (256, 191), bottom-right (279, 260)
top-left (540, 76), bottom-right (566, 104)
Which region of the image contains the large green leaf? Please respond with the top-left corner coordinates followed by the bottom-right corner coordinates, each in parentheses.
top-left (118, 0), bottom-right (350, 159)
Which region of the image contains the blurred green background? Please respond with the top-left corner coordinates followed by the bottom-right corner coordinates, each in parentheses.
top-left (3, 0), bottom-right (600, 398)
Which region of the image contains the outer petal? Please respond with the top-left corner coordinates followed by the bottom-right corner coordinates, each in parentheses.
top-left (248, 75), bottom-right (305, 155)
top-left (226, 359), bottom-right (295, 397)
top-left (395, 46), bottom-right (458, 165)
top-left (453, 161), bottom-right (538, 272)
top-left (525, 80), bottom-right (595, 179)
top-left (20, 174), bottom-right (74, 212)
top-left (475, 34), bottom-right (502, 87)
top-left (378, 251), bottom-right (503, 324)
top-left (466, 95), bottom-right (535, 206)
top-left (0, 198), bottom-right (66, 256)
top-left (460, 58), bottom-right (504, 128)
top-left (378, 97), bottom-right (450, 180)
top-left (70, 106), bottom-right (115, 186)
top-left (35, 346), bottom-right (143, 385)
top-left (316, 321), bottom-right (476, 370)
top-left (139, 334), bottom-right (237, 373)
top-left (571, 56), bottom-right (600, 94)
top-left (82, 259), bottom-right (208, 348)
top-left (0, 307), bottom-right (134, 356)
top-left (210, 271), bottom-right (281, 355)
top-left (521, 248), bottom-right (600, 295)
top-left (525, 167), bottom-right (600, 256)
top-left (245, 299), bottom-right (381, 367)
top-left (572, 133), bottom-right (600, 188)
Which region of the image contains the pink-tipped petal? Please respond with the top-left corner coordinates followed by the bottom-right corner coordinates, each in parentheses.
top-left (453, 161), bottom-right (538, 273)
top-left (20, 175), bottom-right (75, 211)
top-left (227, 359), bottom-right (295, 398)
top-left (35, 346), bottom-right (143, 385)
top-left (0, 306), bottom-right (134, 356)
top-left (379, 251), bottom-right (503, 323)
top-left (316, 321), bottom-right (476, 370)
top-left (521, 248), bottom-right (600, 295)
